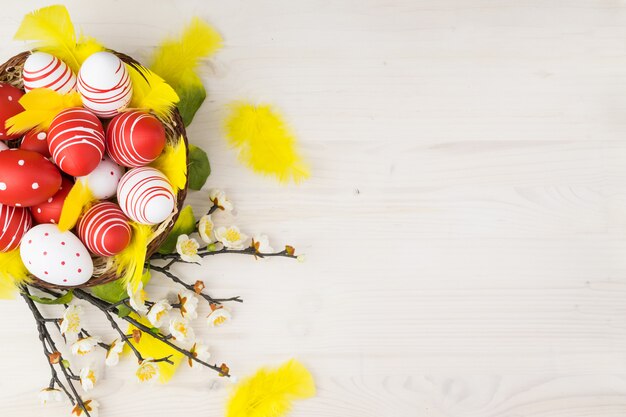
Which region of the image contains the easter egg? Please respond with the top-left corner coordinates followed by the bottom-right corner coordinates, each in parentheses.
top-left (20, 224), bottom-right (93, 286)
top-left (22, 52), bottom-right (77, 94)
top-left (0, 83), bottom-right (24, 140)
top-left (77, 52), bottom-right (132, 118)
top-left (106, 111), bottom-right (166, 167)
top-left (0, 149), bottom-right (62, 207)
top-left (30, 177), bottom-right (73, 224)
top-left (117, 167), bottom-right (175, 225)
top-left (0, 204), bottom-right (32, 252)
top-left (77, 202), bottom-right (131, 256)
top-left (0, 142), bottom-right (8, 151)
top-left (48, 108), bottom-right (105, 176)
top-left (20, 130), bottom-right (50, 158)
top-left (77, 156), bottom-right (124, 199)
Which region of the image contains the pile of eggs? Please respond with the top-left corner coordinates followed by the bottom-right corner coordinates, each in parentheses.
top-left (0, 51), bottom-right (177, 287)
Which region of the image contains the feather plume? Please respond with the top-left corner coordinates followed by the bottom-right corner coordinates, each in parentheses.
top-left (114, 223), bottom-right (153, 292)
top-left (149, 137), bottom-right (187, 193)
top-left (58, 180), bottom-right (95, 232)
top-left (6, 89), bottom-right (82, 135)
top-left (149, 17), bottom-right (222, 90)
top-left (14, 5), bottom-right (104, 73)
top-left (0, 249), bottom-right (31, 299)
top-left (227, 359), bottom-right (315, 417)
top-left (224, 102), bottom-right (309, 183)
top-left (127, 64), bottom-right (179, 119)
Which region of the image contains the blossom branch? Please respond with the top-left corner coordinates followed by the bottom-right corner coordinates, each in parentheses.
top-left (152, 245), bottom-right (297, 261)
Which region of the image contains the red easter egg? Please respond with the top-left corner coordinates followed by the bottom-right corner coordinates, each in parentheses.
top-left (20, 130), bottom-right (50, 158)
top-left (0, 149), bottom-right (62, 207)
top-left (0, 204), bottom-right (32, 252)
top-left (48, 108), bottom-right (105, 176)
top-left (30, 177), bottom-right (73, 224)
top-left (106, 111), bottom-right (166, 167)
top-left (77, 202), bottom-right (131, 256)
top-left (0, 83), bottom-right (24, 140)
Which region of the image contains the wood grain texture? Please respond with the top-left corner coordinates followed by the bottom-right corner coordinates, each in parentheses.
top-left (0, 0), bottom-right (625, 416)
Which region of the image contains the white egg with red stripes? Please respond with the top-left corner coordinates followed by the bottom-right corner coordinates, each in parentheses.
top-left (77, 52), bottom-right (132, 118)
top-left (117, 167), bottom-right (175, 225)
top-left (22, 52), bottom-right (76, 94)
top-left (77, 202), bottom-right (131, 256)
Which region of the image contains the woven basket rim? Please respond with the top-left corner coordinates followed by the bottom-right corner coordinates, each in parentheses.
top-left (0, 50), bottom-right (189, 290)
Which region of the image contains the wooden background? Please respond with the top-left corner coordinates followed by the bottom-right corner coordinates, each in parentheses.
top-left (1, 0), bottom-right (626, 416)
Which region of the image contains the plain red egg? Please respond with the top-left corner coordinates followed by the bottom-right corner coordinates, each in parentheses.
top-left (77, 202), bottom-right (132, 256)
top-left (106, 111), bottom-right (166, 167)
top-left (0, 83), bottom-right (24, 141)
top-left (0, 204), bottom-right (32, 252)
top-left (20, 129), bottom-right (50, 158)
top-left (0, 149), bottom-right (61, 207)
top-left (29, 176), bottom-right (73, 224)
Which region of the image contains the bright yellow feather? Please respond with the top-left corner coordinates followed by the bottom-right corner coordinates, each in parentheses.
top-left (57, 180), bottom-right (95, 232)
top-left (114, 223), bottom-right (154, 292)
top-left (0, 249), bottom-right (31, 299)
top-left (149, 137), bottom-right (187, 193)
top-left (6, 89), bottom-right (82, 135)
top-left (14, 5), bottom-right (104, 73)
top-left (227, 359), bottom-right (316, 417)
top-left (127, 64), bottom-right (179, 119)
top-left (225, 103), bottom-right (309, 183)
top-left (149, 17), bottom-right (222, 90)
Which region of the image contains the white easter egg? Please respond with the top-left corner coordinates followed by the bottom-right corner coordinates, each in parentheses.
top-left (0, 142), bottom-right (7, 151)
top-left (77, 52), bottom-right (132, 118)
top-left (117, 167), bottom-right (175, 225)
top-left (78, 156), bottom-right (124, 199)
top-left (20, 224), bottom-right (93, 286)
top-left (22, 52), bottom-right (77, 94)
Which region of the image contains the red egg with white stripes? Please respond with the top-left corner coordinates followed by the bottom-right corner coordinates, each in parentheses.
top-left (77, 202), bottom-right (132, 256)
top-left (22, 52), bottom-right (76, 94)
top-left (0, 83), bottom-right (24, 140)
top-left (77, 52), bottom-right (132, 118)
top-left (29, 177), bottom-right (73, 225)
top-left (117, 167), bottom-right (175, 225)
top-left (106, 111), bottom-right (166, 167)
top-left (20, 129), bottom-right (50, 158)
top-left (0, 149), bottom-right (62, 207)
top-left (0, 204), bottom-right (32, 252)
top-left (48, 108), bottom-right (105, 176)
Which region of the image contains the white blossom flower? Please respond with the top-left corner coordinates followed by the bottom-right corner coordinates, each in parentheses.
top-left (177, 290), bottom-right (199, 319)
top-left (207, 306), bottom-right (231, 327)
top-left (169, 317), bottom-right (195, 343)
top-left (79, 365), bottom-right (98, 391)
top-left (176, 234), bottom-right (201, 263)
top-left (215, 226), bottom-right (248, 250)
top-left (136, 359), bottom-right (160, 383)
top-left (198, 214), bottom-right (215, 243)
top-left (127, 281), bottom-right (148, 314)
top-left (147, 299), bottom-right (172, 327)
top-left (38, 387), bottom-right (64, 405)
top-left (209, 189), bottom-right (233, 212)
top-left (297, 254), bottom-right (306, 263)
top-left (252, 234), bottom-right (273, 253)
top-left (188, 342), bottom-right (211, 371)
top-left (71, 336), bottom-right (101, 356)
top-left (105, 339), bottom-right (124, 367)
top-left (71, 399), bottom-right (99, 416)
top-left (59, 305), bottom-right (82, 339)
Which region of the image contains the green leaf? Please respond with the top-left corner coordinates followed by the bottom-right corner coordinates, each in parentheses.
top-left (176, 83), bottom-right (206, 126)
top-left (188, 144), bottom-right (211, 190)
top-left (28, 290), bottom-right (73, 305)
top-left (91, 279), bottom-right (127, 304)
top-left (61, 360), bottom-right (70, 369)
top-left (116, 305), bottom-right (132, 318)
top-left (157, 205), bottom-right (196, 254)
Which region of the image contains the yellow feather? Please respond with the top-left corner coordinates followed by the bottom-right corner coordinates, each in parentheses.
top-left (14, 5), bottom-right (104, 73)
top-left (149, 17), bottom-right (222, 90)
top-left (127, 64), bottom-right (179, 119)
top-left (149, 137), bottom-right (187, 193)
top-left (0, 249), bottom-right (31, 299)
top-left (224, 102), bottom-right (310, 183)
top-left (227, 359), bottom-right (316, 417)
top-left (125, 315), bottom-right (184, 383)
top-left (58, 180), bottom-right (95, 232)
top-left (114, 223), bottom-right (153, 292)
top-left (6, 89), bottom-right (82, 135)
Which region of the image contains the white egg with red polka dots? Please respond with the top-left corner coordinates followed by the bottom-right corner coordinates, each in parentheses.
top-left (20, 224), bottom-right (93, 286)
top-left (0, 142), bottom-right (8, 151)
top-left (76, 156), bottom-right (124, 199)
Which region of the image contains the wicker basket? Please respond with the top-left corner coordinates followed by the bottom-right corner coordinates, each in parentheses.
top-left (0, 51), bottom-right (189, 290)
